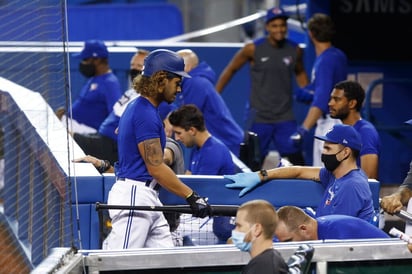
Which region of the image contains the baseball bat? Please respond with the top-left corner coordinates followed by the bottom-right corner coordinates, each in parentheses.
top-left (394, 210), bottom-right (412, 224)
top-left (95, 202), bottom-right (239, 216)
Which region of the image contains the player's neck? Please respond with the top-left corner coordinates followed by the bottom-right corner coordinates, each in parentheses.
top-left (342, 112), bottom-right (361, 126)
top-left (314, 41), bottom-right (332, 56)
top-left (195, 131), bottom-right (211, 148)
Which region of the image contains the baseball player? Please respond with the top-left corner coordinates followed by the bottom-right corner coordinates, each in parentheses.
top-left (275, 206), bottom-right (389, 242)
top-left (103, 49), bottom-right (212, 249)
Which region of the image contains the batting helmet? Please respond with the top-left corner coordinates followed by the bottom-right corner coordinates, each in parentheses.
top-left (142, 49), bottom-right (191, 78)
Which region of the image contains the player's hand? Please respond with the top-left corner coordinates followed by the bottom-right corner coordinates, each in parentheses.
top-left (295, 88), bottom-right (314, 103)
top-left (380, 194), bottom-right (403, 214)
top-left (225, 172), bottom-right (261, 197)
top-left (186, 191), bottom-right (212, 218)
top-left (290, 126), bottom-right (308, 147)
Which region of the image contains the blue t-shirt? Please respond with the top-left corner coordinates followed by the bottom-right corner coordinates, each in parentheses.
top-left (309, 47), bottom-right (348, 114)
top-left (189, 136), bottom-right (235, 176)
top-left (99, 89), bottom-right (176, 141)
top-left (353, 119), bottom-right (381, 164)
top-left (317, 215), bottom-right (389, 240)
top-left (317, 168), bottom-right (374, 222)
top-left (176, 61), bottom-right (243, 155)
top-left (72, 72), bottom-right (122, 130)
top-left (115, 96), bottom-right (165, 181)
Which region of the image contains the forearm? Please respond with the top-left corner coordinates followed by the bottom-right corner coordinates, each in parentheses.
top-left (399, 186), bottom-right (412, 206)
top-left (302, 107), bottom-right (323, 130)
top-left (263, 166), bottom-right (312, 181)
top-left (381, 186), bottom-right (412, 214)
top-left (296, 70), bottom-right (309, 88)
top-left (360, 154), bottom-right (378, 179)
top-left (215, 71), bottom-right (232, 93)
top-left (150, 164), bottom-right (193, 198)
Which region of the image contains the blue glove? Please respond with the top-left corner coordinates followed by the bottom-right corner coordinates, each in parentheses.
top-left (225, 172), bottom-right (261, 197)
top-left (295, 88), bottom-right (314, 103)
top-left (290, 126), bottom-right (308, 147)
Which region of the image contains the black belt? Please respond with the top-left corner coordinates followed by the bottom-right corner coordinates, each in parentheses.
top-left (117, 178), bottom-right (160, 191)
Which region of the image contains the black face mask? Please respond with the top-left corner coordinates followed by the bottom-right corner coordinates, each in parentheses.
top-left (321, 148), bottom-right (346, 171)
top-left (129, 69), bottom-right (142, 83)
top-left (79, 62), bottom-right (96, 78)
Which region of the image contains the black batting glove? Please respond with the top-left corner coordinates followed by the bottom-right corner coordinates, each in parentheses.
top-left (186, 191), bottom-right (212, 218)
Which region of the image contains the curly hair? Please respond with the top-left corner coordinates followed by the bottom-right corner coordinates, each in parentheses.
top-left (334, 80), bottom-right (365, 112)
top-left (133, 71), bottom-right (168, 97)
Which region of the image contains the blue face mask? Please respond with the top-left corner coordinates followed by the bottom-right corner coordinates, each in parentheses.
top-left (231, 229), bottom-right (252, 252)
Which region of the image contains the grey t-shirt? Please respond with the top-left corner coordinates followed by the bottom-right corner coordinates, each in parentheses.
top-left (400, 161), bottom-right (412, 190)
top-left (241, 248), bottom-right (288, 274)
top-left (166, 137), bottom-right (185, 175)
top-left (250, 38), bottom-right (298, 123)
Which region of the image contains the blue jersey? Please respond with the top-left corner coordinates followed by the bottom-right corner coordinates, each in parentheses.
top-left (99, 89), bottom-right (175, 141)
top-left (72, 72), bottom-right (122, 130)
top-left (177, 61), bottom-right (243, 155)
top-left (353, 119), bottom-right (381, 165)
top-left (309, 47), bottom-right (347, 114)
top-left (189, 136), bottom-right (235, 175)
top-left (115, 96), bottom-right (166, 181)
top-left (317, 168), bottom-right (374, 222)
top-left (317, 215), bottom-right (389, 240)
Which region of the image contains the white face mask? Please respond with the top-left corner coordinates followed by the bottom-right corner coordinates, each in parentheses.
top-left (231, 226), bottom-right (254, 252)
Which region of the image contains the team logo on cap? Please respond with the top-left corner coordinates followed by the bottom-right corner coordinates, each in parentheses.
top-left (271, 7), bottom-right (282, 15)
top-left (342, 139), bottom-right (348, 145)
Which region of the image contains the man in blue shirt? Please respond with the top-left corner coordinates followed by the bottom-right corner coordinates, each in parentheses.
top-left (175, 49), bottom-right (243, 157)
top-left (59, 40), bottom-right (122, 134)
top-left (291, 13), bottom-right (348, 166)
top-left (329, 80), bottom-right (380, 179)
top-left (169, 104), bottom-right (235, 175)
top-left (275, 206), bottom-right (389, 242)
top-left (225, 124), bottom-right (374, 223)
top-left (168, 104), bottom-right (235, 244)
top-left (104, 49), bottom-right (211, 249)
top-left (73, 49), bottom-right (149, 164)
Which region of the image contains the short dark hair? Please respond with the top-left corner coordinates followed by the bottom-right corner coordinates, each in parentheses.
top-left (168, 104), bottom-right (206, 131)
top-left (334, 80), bottom-right (365, 112)
top-left (307, 13), bottom-right (335, 42)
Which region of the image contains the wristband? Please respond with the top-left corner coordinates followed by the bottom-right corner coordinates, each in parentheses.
top-left (260, 169), bottom-right (268, 181)
top-left (98, 160), bottom-right (111, 173)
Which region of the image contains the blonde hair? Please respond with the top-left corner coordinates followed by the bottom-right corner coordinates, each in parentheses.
top-left (277, 206), bottom-right (311, 231)
top-left (239, 199), bottom-right (278, 239)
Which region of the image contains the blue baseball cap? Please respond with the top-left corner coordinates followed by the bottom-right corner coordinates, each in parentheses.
top-left (266, 7), bottom-right (289, 24)
top-left (73, 40), bottom-right (108, 59)
top-left (314, 124), bottom-right (362, 151)
top-left (142, 49), bottom-right (191, 78)
top-left (405, 119), bottom-right (412, 125)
